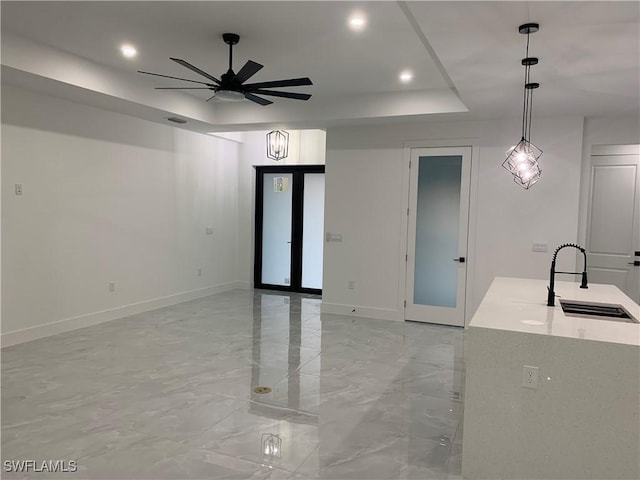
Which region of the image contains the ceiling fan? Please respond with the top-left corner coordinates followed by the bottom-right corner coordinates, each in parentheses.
top-left (138, 33), bottom-right (312, 106)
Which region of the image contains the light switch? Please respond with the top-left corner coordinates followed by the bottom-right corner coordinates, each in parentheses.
top-left (532, 241), bottom-right (548, 253)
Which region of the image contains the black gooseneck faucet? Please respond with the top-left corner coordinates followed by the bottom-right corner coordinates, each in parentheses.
top-left (547, 243), bottom-right (588, 307)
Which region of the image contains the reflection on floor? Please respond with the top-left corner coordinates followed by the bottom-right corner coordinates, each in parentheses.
top-left (2, 290), bottom-right (465, 479)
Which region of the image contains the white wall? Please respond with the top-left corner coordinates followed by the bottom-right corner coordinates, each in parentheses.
top-left (236, 129), bottom-right (326, 286)
top-left (323, 116), bottom-right (585, 322)
top-left (1, 85), bottom-right (240, 345)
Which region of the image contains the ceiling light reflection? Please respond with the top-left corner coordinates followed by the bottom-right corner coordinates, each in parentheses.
top-left (120, 44), bottom-right (137, 58)
top-left (399, 70), bottom-right (413, 83)
top-left (348, 13), bottom-right (367, 31)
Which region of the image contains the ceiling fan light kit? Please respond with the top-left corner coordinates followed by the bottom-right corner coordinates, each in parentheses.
top-left (502, 22), bottom-right (543, 190)
top-left (139, 33), bottom-right (312, 106)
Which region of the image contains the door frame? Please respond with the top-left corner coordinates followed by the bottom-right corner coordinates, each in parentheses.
top-left (400, 140), bottom-right (480, 326)
top-left (254, 165), bottom-right (325, 294)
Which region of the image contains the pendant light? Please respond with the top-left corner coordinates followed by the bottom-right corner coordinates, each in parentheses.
top-left (503, 23), bottom-right (542, 189)
top-left (266, 130), bottom-right (289, 161)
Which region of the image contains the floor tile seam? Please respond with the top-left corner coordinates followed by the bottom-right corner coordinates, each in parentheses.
top-left (197, 446), bottom-right (301, 476)
top-left (395, 370), bottom-right (464, 387)
top-left (139, 402), bottom-right (257, 447)
top-left (395, 387), bottom-right (460, 398)
top-left (289, 443), bottom-right (319, 478)
top-left (60, 392), bottom-right (246, 425)
top-left (245, 399), bottom-right (319, 422)
top-left (319, 432), bottom-right (408, 470)
top-left (252, 338), bottom-right (323, 352)
top-left (404, 392), bottom-right (465, 406)
top-left (290, 366), bottom-right (321, 378)
top-left (292, 353), bottom-right (322, 374)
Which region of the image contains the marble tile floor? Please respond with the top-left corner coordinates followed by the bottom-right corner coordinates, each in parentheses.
top-left (2, 289), bottom-right (465, 479)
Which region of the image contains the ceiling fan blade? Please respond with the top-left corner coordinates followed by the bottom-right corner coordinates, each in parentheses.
top-left (243, 77), bottom-right (313, 90)
top-left (251, 89), bottom-right (311, 101)
top-left (138, 71), bottom-right (213, 86)
top-left (170, 58), bottom-right (221, 85)
top-left (244, 92), bottom-right (273, 106)
top-left (235, 60), bottom-right (263, 84)
top-left (155, 87), bottom-right (214, 90)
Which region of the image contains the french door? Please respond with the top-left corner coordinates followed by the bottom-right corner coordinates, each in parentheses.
top-left (405, 147), bottom-right (472, 326)
top-left (254, 165), bottom-right (325, 294)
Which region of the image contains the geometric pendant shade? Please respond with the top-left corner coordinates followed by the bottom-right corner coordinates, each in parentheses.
top-left (503, 138), bottom-right (543, 190)
top-left (266, 130), bottom-right (289, 161)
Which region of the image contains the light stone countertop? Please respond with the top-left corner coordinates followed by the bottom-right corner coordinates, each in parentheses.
top-left (469, 277), bottom-right (640, 346)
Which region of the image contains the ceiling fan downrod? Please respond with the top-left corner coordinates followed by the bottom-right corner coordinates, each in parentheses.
top-left (223, 33), bottom-right (239, 72)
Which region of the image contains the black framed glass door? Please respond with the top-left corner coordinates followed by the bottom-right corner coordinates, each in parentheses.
top-left (254, 165), bottom-right (325, 294)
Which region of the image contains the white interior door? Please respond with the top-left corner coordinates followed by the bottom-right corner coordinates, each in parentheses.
top-left (586, 145), bottom-right (640, 303)
top-left (406, 147), bottom-right (471, 326)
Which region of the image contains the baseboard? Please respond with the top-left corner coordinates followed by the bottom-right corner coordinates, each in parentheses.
top-left (320, 302), bottom-right (404, 321)
top-left (233, 281), bottom-right (252, 290)
top-left (1, 282), bottom-right (241, 348)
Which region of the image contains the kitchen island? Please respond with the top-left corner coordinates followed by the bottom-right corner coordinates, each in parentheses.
top-left (462, 277), bottom-right (639, 479)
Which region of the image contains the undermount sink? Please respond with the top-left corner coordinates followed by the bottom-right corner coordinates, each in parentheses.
top-left (559, 299), bottom-right (638, 323)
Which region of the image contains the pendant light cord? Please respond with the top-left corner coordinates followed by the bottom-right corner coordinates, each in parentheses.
top-left (522, 33), bottom-right (529, 138)
top-left (528, 77), bottom-right (534, 144)
top-left (521, 32), bottom-right (531, 140)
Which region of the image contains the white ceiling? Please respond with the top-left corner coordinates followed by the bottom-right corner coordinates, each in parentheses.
top-left (1, 1), bottom-right (638, 133)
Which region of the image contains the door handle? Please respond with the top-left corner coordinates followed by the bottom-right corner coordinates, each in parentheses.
top-left (628, 261), bottom-right (640, 266)
top-left (453, 257), bottom-right (466, 263)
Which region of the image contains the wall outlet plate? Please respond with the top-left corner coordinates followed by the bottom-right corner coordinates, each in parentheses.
top-left (522, 365), bottom-right (539, 389)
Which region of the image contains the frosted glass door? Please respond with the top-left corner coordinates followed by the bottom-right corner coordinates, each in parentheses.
top-left (302, 173), bottom-right (325, 289)
top-left (406, 147), bottom-right (471, 326)
top-left (262, 173), bottom-right (293, 286)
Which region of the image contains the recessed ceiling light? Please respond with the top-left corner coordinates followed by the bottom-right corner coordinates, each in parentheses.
top-left (120, 44), bottom-right (137, 58)
top-left (348, 13), bottom-right (367, 31)
top-left (399, 70), bottom-right (413, 83)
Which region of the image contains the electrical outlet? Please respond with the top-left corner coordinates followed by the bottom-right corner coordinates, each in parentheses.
top-left (348, 280), bottom-right (355, 290)
top-left (522, 365), bottom-right (539, 389)
top-left (205, 227), bottom-right (214, 235)
top-left (15, 184), bottom-right (23, 195)
top-left (108, 281), bottom-right (116, 292)
top-left (197, 268), bottom-right (202, 277)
